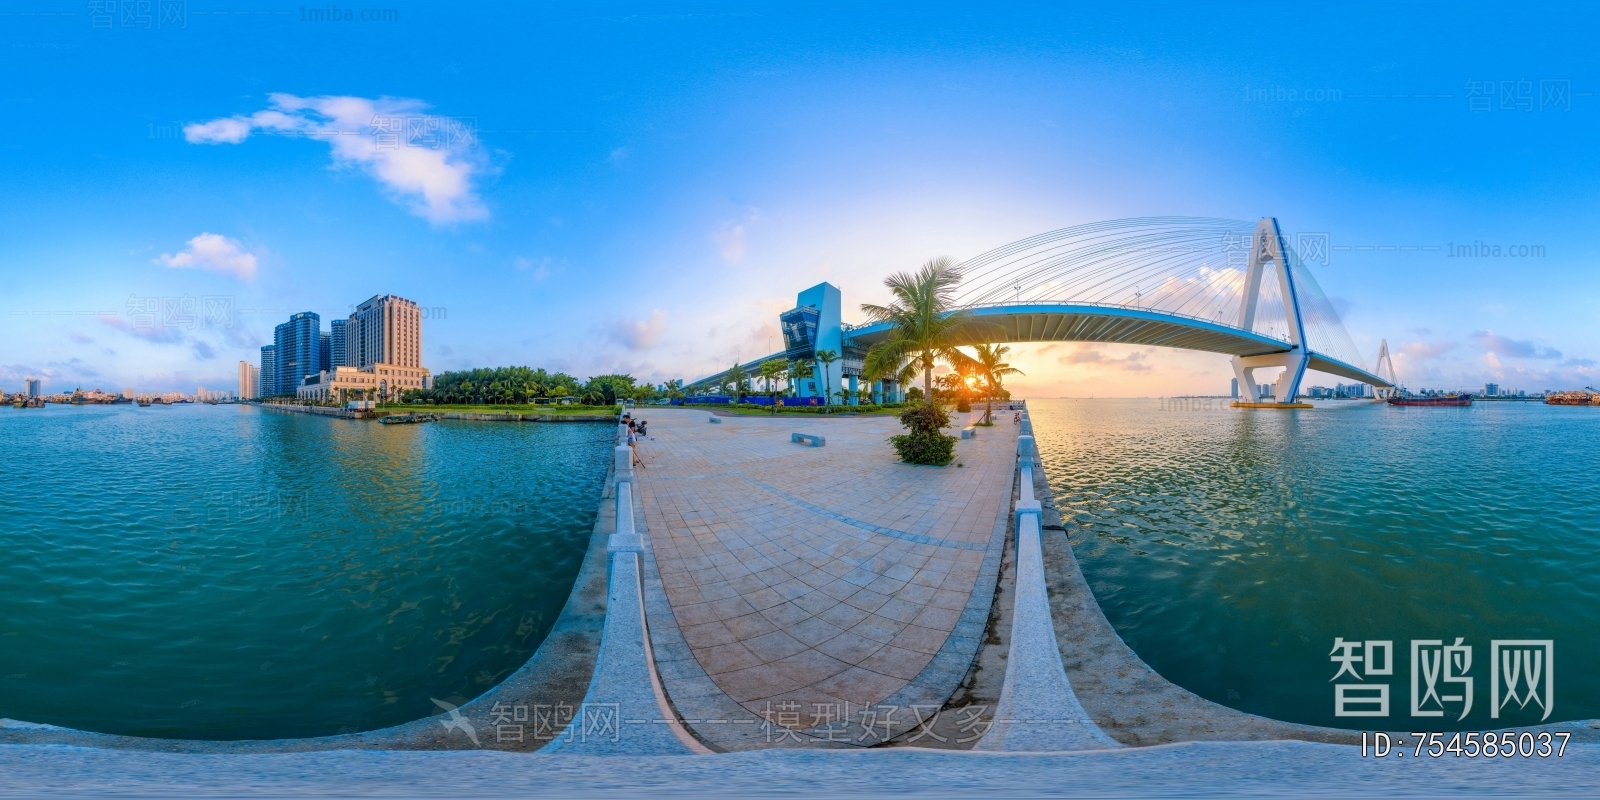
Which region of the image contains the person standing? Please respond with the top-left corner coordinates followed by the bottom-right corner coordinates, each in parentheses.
top-left (627, 427), bottom-right (645, 468)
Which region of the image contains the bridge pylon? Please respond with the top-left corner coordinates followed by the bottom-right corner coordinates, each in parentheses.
top-left (1372, 339), bottom-right (1397, 399)
top-left (1230, 218), bottom-right (1310, 404)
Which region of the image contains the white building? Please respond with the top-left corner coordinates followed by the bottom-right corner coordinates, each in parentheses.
top-left (238, 361), bottom-right (261, 400)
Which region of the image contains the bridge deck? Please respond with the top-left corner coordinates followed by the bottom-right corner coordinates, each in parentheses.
top-left (690, 304), bottom-right (1390, 392)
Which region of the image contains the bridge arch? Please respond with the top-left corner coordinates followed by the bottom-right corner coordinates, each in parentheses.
top-left (687, 217), bottom-right (1391, 401)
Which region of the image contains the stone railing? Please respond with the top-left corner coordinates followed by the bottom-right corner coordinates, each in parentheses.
top-left (976, 404), bottom-right (1120, 751)
top-left (542, 431), bottom-right (707, 754)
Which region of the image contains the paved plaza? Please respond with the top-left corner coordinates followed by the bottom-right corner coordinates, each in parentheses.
top-left (633, 408), bottom-right (1017, 729)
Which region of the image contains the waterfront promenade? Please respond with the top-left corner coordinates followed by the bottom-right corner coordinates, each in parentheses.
top-left (6, 402), bottom-right (1600, 796)
top-left (634, 409), bottom-right (1014, 747)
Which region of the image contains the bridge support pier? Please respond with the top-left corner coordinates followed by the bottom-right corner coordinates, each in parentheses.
top-left (1232, 349), bottom-right (1308, 405)
top-left (1231, 218), bottom-right (1311, 405)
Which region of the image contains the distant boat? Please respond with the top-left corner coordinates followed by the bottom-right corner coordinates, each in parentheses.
top-left (1546, 390), bottom-right (1600, 406)
top-left (379, 413), bottom-right (439, 425)
top-left (137, 400), bottom-right (151, 407)
top-left (1388, 393), bottom-right (1472, 407)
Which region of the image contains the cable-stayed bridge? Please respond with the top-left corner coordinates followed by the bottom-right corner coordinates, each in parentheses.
top-left (687, 217), bottom-right (1393, 403)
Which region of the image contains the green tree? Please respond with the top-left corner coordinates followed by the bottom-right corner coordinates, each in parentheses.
top-left (814, 349), bottom-right (839, 411)
top-left (972, 342), bottom-right (1023, 424)
top-left (758, 359), bottom-right (787, 414)
top-left (759, 359), bottom-right (786, 396)
top-left (788, 359), bottom-right (814, 398)
top-left (725, 362), bottom-right (748, 398)
top-left (583, 374), bottom-right (636, 405)
top-left (860, 257), bottom-right (986, 408)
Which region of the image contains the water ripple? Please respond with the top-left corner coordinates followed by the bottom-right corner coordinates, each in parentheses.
top-left (0, 405), bottom-right (611, 740)
top-left (1034, 399), bottom-right (1600, 730)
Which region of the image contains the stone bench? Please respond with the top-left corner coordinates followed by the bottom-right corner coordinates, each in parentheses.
top-left (708, 416), bottom-right (721, 424)
top-left (961, 426), bottom-right (977, 439)
top-left (791, 432), bottom-right (825, 447)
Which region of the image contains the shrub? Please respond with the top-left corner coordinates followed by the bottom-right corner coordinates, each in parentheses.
top-left (889, 403), bottom-right (956, 465)
top-left (898, 403), bottom-right (949, 433)
top-left (956, 399), bottom-right (971, 413)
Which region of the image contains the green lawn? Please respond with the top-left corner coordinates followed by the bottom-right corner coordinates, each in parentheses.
top-left (378, 403), bottom-right (619, 414)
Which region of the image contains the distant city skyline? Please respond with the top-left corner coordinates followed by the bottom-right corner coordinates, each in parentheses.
top-left (3, 3), bottom-right (1598, 395)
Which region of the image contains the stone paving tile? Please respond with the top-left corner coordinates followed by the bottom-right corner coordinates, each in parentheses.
top-left (634, 408), bottom-right (1018, 725)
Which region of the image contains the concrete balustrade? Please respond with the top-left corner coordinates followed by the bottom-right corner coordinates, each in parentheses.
top-left (976, 489), bottom-right (1119, 752)
top-left (543, 465), bottom-right (706, 756)
top-left (1017, 434), bottom-right (1035, 457)
top-left (613, 445), bottom-right (634, 486)
top-left (1013, 499), bottom-right (1041, 546)
top-left (609, 482), bottom-right (642, 553)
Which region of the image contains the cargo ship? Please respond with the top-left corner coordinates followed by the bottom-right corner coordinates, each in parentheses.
top-left (1546, 390), bottom-right (1600, 406)
top-left (1387, 393), bottom-right (1472, 407)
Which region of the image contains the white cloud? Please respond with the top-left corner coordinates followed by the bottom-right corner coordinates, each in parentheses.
top-left (1470, 330), bottom-right (1562, 360)
top-left (1400, 340), bottom-right (1456, 361)
top-left (608, 310), bottom-right (669, 351)
top-left (514, 256), bottom-right (552, 281)
top-left (185, 93), bottom-right (488, 225)
top-left (712, 223), bottom-right (746, 264)
top-left (98, 314), bottom-right (187, 344)
top-left (154, 232), bottom-right (258, 281)
top-left (182, 116), bottom-right (252, 144)
top-left (1057, 344), bottom-right (1152, 373)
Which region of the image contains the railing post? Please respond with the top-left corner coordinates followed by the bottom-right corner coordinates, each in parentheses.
top-left (615, 445), bottom-right (634, 487)
top-left (610, 482), bottom-right (642, 553)
top-left (1014, 500), bottom-right (1041, 548)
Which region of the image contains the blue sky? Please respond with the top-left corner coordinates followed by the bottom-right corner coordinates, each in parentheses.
top-left (3, 1), bottom-right (1597, 396)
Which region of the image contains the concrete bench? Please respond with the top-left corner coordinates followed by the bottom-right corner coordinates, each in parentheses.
top-left (708, 416), bottom-right (721, 424)
top-left (791, 432), bottom-right (825, 447)
top-left (961, 426), bottom-right (977, 439)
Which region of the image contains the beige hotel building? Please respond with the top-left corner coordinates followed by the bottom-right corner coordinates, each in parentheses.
top-left (298, 294), bottom-right (431, 402)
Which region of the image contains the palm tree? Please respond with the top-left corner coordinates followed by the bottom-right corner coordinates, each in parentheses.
top-left (759, 359), bottom-right (787, 414)
top-left (788, 359), bottom-right (814, 400)
top-left (860, 257), bottom-right (986, 407)
top-left (814, 349), bottom-right (838, 411)
top-left (727, 362), bottom-right (748, 399)
top-left (971, 342), bottom-right (1023, 424)
top-left (759, 359), bottom-right (786, 396)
